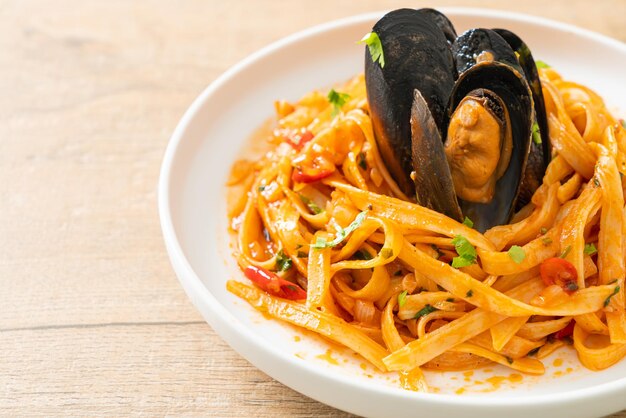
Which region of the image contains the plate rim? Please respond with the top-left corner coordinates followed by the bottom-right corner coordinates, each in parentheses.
top-left (158, 7), bottom-right (626, 413)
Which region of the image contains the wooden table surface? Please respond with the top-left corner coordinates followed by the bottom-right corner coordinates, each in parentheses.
top-left (1, 0), bottom-right (625, 416)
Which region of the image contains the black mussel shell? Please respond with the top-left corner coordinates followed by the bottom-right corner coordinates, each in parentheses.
top-left (493, 28), bottom-right (551, 208)
top-left (411, 89), bottom-right (463, 221)
top-left (365, 8), bottom-right (457, 196)
top-left (417, 8), bottom-right (458, 43)
top-left (452, 28), bottom-right (522, 75)
top-left (448, 62), bottom-right (534, 232)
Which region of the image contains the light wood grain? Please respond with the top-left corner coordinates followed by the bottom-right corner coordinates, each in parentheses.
top-left (1, 0), bottom-right (625, 416)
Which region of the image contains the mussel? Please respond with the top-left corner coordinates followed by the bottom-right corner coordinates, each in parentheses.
top-left (364, 9), bottom-right (550, 232)
top-left (365, 8), bottom-right (457, 197)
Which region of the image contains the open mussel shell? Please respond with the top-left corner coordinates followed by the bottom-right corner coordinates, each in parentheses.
top-left (447, 61), bottom-right (534, 232)
top-left (417, 8), bottom-right (457, 43)
top-left (493, 28), bottom-right (551, 207)
top-left (365, 8), bottom-right (457, 196)
top-left (452, 28), bottom-right (522, 75)
top-left (411, 89), bottom-right (463, 222)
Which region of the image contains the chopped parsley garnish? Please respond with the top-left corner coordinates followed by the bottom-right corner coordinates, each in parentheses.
top-left (462, 216), bottom-right (474, 228)
top-left (451, 235), bottom-right (477, 268)
top-left (560, 245), bottom-right (572, 259)
top-left (311, 211), bottom-right (368, 249)
top-left (380, 248), bottom-right (394, 259)
top-left (358, 152), bottom-right (367, 170)
top-left (536, 60), bottom-right (550, 69)
top-left (604, 286), bottom-right (621, 307)
top-left (299, 194), bottom-right (323, 214)
top-left (540, 227), bottom-right (548, 234)
top-left (532, 122), bottom-right (542, 145)
top-left (327, 88), bottom-right (350, 117)
top-left (275, 249), bottom-right (293, 272)
top-left (358, 31), bottom-right (385, 68)
top-left (508, 245), bottom-right (526, 264)
top-left (593, 177), bottom-right (601, 188)
top-left (414, 304), bottom-right (438, 319)
top-left (398, 290), bottom-right (408, 308)
top-left (542, 237), bottom-right (553, 246)
top-left (258, 185), bottom-right (266, 192)
top-left (466, 289), bottom-right (474, 298)
top-left (584, 243), bottom-right (597, 256)
top-left (353, 249), bottom-right (373, 260)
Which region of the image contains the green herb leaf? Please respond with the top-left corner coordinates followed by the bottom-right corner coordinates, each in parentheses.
top-left (593, 177), bottom-right (601, 188)
top-left (560, 245), bottom-right (572, 259)
top-left (327, 88), bottom-right (351, 117)
top-left (508, 245), bottom-right (526, 264)
top-left (414, 304), bottom-right (438, 319)
top-left (540, 227), bottom-right (548, 234)
top-left (466, 289), bottom-right (474, 298)
top-left (299, 194), bottom-right (323, 215)
top-left (536, 60), bottom-right (550, 69)
top-left (311, 211), bottom-right (368, 249)
top-left (451, 235), bottom-right (477, 268)
top-left (621, 119), bottom-right (626, 129)
top-left (275, 249), bottom-right (293, 272)
top-left (604, 286), bottom-right (620, 307)
top-left (358, 32), bottom-right (385, 68)
top-left (313, 236), bottom-right (327, 248)
top-left (353, 249), bottom-right (373, 260)
top-left (358, 152), bottom-right (367, 170)
top-left (584, 243), bottom-right (597, 256)
top-left (542, 237), bottom-right (553, 245)
top-left (532, 122), bottom-right (542, 145)
top-left (462, 216), bottom-right (474, 228)
top-left (398, 290), bottom-right (408, 308)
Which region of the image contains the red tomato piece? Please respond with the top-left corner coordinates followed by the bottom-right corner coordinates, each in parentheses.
top-left (553, 320), bottom-right (575, 339)
top-left (243, 265), bottom-right (307, 301)
top-left (292, 154), bottom-right (335, 183)
top-left (539, 257), bottom-right (579, 294)
top-left (280, 128), bottom-right (314, 151)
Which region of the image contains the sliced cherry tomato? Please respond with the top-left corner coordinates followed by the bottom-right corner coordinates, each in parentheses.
top-left (539, 257), bottom-right (579, 294)
top-left (276, 128), bottom-right (314, 151)
top-left (243, 265), bottom-right (307, 300)
top-left (553, 320), bottom-right (575, 339)
top-left (292, 154), bottom-right (335, 183)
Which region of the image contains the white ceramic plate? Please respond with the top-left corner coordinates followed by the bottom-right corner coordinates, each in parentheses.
top-left (159, 8), bottom-right (626, 418)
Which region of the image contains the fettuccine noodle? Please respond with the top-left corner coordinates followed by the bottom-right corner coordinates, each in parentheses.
top-left (226, 68), bottom-right (626, 391)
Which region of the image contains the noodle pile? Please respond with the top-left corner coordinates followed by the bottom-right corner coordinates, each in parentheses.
top-left (226, 68), bottom-right (626, 390)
